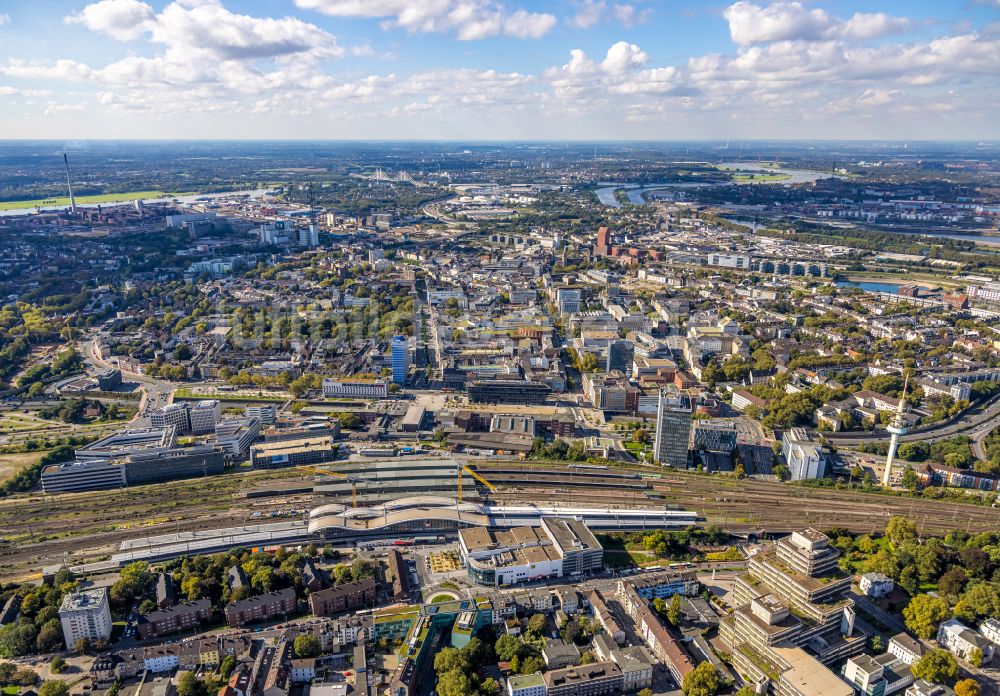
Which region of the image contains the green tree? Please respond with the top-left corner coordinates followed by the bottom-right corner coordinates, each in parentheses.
top-left (434, 647), bottom-right (470, 675)
top-left (666, 594), bottom-right (682, 627)
top-left (436, 669), bottom-right (471, 696)
top-left (968, 648), bottom-right (984, 669)
top-left (0, 623), bottom-right (38, 658)
top-left (886, 517), bottom-right (918, 545)
top-left (293, 635), bottom-right (320, 658)
top-left (110, 561), bottom-right (152, 605)
top-left (682, 662), bottom-right (721, 696)
top-left (903, 595), bottom-right (950, 639)
top-left (175, 671), bottom-right (205, 696)
top-left (937, 569), bottom-right (968, 599)
top-left (562, 620), bottom-right (583, 645)
top-left (462, 637), bottom-right (492, 668)
top-left (35, 620), bottom-right (64, 653)
top-left (526, 613), bottom-right (546, 638)
top-left (911, 649), bottom-right (958, 684)
top-left (220, 655), bottom-right (236, 680)
top-left (49, 658), bottom-right (65, 675)
top-left (638, 690), bottom-right (655, 696)
top-left (0, 662), bottom-right (16, 683)
top-left (495, 635), bottom-right (523, 661)
top-left (38, 681), bottom-right (69, 696)
top-left (953, 582), bottom-right (1000, 624)
top-left (734, 689), bottom-right (754, 696)
top-left (519, 656), bottom-right (544, 675)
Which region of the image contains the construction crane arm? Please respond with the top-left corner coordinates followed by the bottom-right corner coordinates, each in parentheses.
top-left (463, 465), bottom-right (497, 491)
top-left (294, 465), bottom-right (357, 507)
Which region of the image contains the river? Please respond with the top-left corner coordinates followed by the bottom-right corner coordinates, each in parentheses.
top-left (594, 163), bottom-right (835, 208)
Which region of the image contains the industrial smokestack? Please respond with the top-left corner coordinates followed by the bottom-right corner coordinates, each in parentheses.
top-left (63, 153), bottom-right (77, 215)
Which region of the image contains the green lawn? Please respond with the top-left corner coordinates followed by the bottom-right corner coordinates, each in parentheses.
top-left (429, 593), bottom-right (457, 604)
top-left (0, 190), bottom-right (196, 211)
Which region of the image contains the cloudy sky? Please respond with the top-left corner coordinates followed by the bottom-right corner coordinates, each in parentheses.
top-left (0, 0), bottom-right (998, 140)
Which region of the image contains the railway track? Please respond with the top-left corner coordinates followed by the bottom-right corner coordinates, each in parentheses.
top-left (2, 462), bottom-right (997, 582)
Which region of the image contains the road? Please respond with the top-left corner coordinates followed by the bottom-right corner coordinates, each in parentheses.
top-left (84, 335), bottom-right (175, 426)
top-left (826, 392), bottom-right (1000, 448)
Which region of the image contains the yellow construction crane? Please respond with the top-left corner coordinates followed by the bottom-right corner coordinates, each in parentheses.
top-left (455, 461), bottom-right (496, 503)
top-left (296, 464), bottom-right (360, 508)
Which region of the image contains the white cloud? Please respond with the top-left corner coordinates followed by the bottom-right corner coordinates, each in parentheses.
top-left (44, 102), bottom-right (86, 116)
top-left (612, 4), bottom-right (650, 28)
top-left (294, 0), bottom-right (555, 40)
top-left (601, 41), bottom-right (648, 73)
top-left (571, 1), bottom-right (604, 29)
top-left (569, 2), bottom-right (648, 29)
top-left (724, 2), bottom-right (833, 45)
top-left (0, 59), bottom-right (95, 81)
top-left (504, 9), bottom-right (557, 38)
top-left (842, 12), bottom-right (909, 40)
top-left (0, 86), bottom-right (17, 95)
top-left (8, 4), bottom-right (1000, 139)
top-left (66, 0), bottom-right (340, 61)
top-left (856, 88), bottom-right (899, 107)
top-left (724, 1), bottom-right (910, 45)
top-left (65, 0), bottom-right (155, 40)
top-left (149, 2), bottom-right (340, 61)
top-left (0, 12), bottom-right (11, 26)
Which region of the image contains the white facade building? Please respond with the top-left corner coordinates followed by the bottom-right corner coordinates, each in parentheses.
top-left (245, 404), bottom-right (277, 425)
top-left (981, 618), bottom-right (1000, 647)
top-left (151, 402), bottom-right (190, 433)
top-left (888, 633), bottom-right (925, 666)
top-left (59, 588), bottom-right (112, 649)
top-left (937, 618), bottom-right (995, 664)
top-left (507, 673), bottom-right (546, 696)
top-left (860, 572), bottom-right (895, 598)
top-left (189, 400), bottom-right (221, 435)
top-left (322, 379), bottom-right (389, 399)
top-left (707, 253), bottom-right (751, 270)
top-left (781, 427), bottom-right (824, 480)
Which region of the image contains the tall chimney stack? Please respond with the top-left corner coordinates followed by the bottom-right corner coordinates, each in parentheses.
top-left (63, 153), bottom-right (77, 215)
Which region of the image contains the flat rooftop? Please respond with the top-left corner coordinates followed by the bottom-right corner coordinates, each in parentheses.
top-left (252, 437), bottom-right (333, 456)
top-left (543, 517), bottom-right (602, 554)
top-left (771, 645), bottom-right (853, 696)
top-left (60, 588), bottom-right (107, 612)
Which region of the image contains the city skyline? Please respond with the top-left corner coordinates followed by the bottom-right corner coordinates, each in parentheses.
top-left (0, 0), bottom-right (998, 140)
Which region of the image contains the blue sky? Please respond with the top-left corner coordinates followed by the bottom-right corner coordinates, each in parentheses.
top-left (0, 0), bottom-right (998, 139)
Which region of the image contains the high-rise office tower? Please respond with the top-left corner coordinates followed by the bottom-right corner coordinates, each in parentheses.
top-left (653, 389), bottom-right (692, 468)
top-left (391, 335), bottom-right (410, 386)
top-left (606, 339), bottom-right (634, 373)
